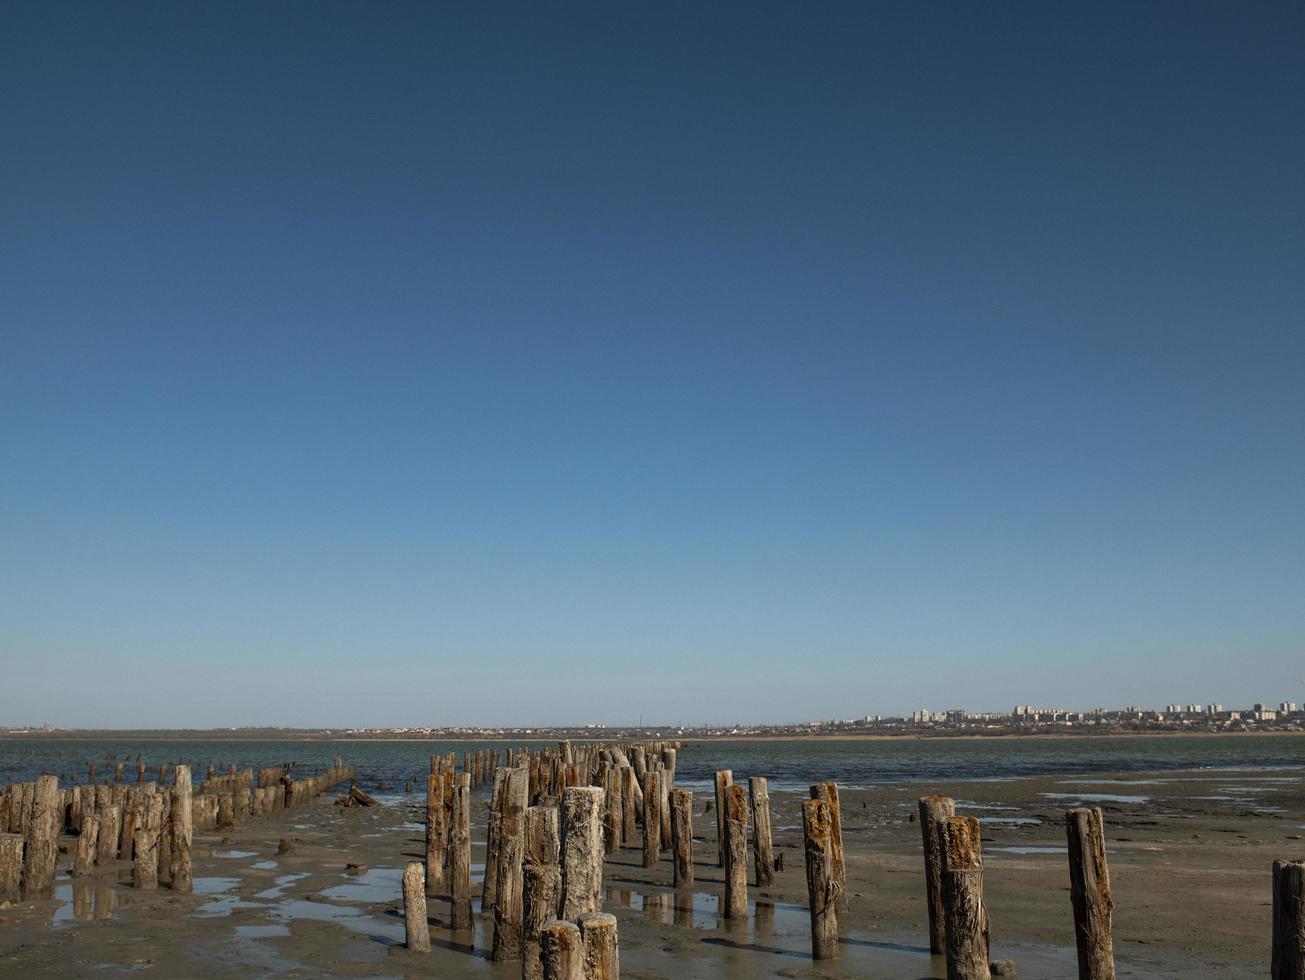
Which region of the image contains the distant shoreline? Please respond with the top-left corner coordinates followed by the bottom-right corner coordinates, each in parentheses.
top-left (1, 729), bottom-right (1301, 743)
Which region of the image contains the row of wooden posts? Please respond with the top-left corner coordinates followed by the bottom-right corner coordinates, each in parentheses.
top-left (0, 760), bottom-right (354, 906)
top-left (400, 744), bottom-right (1305, 980)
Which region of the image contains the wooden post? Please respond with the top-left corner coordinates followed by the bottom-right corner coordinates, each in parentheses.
top-left (403, 861), bottom-right (431, 951)
top-left (642, 770), bottom-right (662, 869)
top-left (603, 766), bottom-right (622, 855)
top-left (75, 815), bottom-right (99, 877)
top-left (749, 777), bottom-right (774, 888)
top-left (724, 783), bottom-right (749, 919)
top-left (810, 782), bottom-right (846, 908)
top-left (942, 815), bottom-right (990, 980)
top-left (1272, 859), bottom-right (1305, 980)
top-left (801, 798), bottom-right (838, 960)
top-left (524, 856), bottom-right (562, 980)
top-left (619, 766), bottom-right (637, 843)
top-left (920, 795), bottom-right (956, 955)
top-left (713, 770), bottom-right (733, 867)
top-left (425, 773), bottom-right (445, 895)
top-left (541, 920), bottom-right (585, 980)
top-left (492, 767), bottom-right (529, 961)
top-left (670, 788), bottom-right (693, 889)
top-left (133, 795), bottom-right (164, 891)
top-left (96, 804), bottom-right (120, 865)
top-left (527, 804), bottom-right (561, 865)
top-left (658, 762), bottom-right (672, 848)
top-left (22, 773), bottom-right (60, 899)
top-left (170, 765), bottom-right (193, 893)
top-left (579, 911), bottom-right (619, 980)
top-left (0, 833), bottom-right (23, 903)
top-left (483, 767), bottom-right (507, 912)
top-left (1067, 807), bottom-right (1115, 980)
top-left (560, 785), bottom-right (605, 920)
top-left (449, 773), bottom-right (473, 930)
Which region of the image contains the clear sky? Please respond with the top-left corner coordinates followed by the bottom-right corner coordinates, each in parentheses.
top-left (2, 2), bottom-right (1302, 728)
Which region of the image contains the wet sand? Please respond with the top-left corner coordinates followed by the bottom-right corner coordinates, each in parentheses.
top-left (2, 764), bottom-right (1300, 978)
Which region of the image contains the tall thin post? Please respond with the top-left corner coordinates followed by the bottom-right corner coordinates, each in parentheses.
top-left (403, 861), bottom-right (431, 951)
top-left (801, 798), bottom-right (838, 960)
top-left (670, 788), bottom-right (693, 889)
top-left (810, 782), bottom-right (846, 908)
top-left (560, 786), bottom-right (605, 920)
top-left (642, 770), bottom-right (662, 869)
top-left (713, 770), bottom-right (733, 867)
top-left (749, 776), bottom-right (774, 888)
top-left (1067, 807), bottom-right (1115, 980)
top-left (942, 815), bottom-right (990, 980)
top-left (170, 765), bottom-right (193, 893)
top-left (23, 774), bottom-right (60, 899)
top-left (492, 767), bottom-right (529, 961)
top-left (1272, 859), bottom-right (1305, 980)
top-left (449, 773), bottom-right (473, 930)
top-left (920, 795), bottom-right (956, 955)
top-left (724, 783), bottom-right (749, 919)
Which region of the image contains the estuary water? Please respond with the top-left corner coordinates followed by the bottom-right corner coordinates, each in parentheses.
top-left (2, 734), bottom-right (1300, 795)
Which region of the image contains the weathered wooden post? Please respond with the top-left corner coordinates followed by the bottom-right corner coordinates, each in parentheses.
top-left (619, 766), bottom-right (637, 842)
top-left (749, 777), bottom-right (774, 888)
top-left (483, 767), bottom-right (507, 913)
top-left (22, 773), bottom-right (60, 899)
top-left (524, 856), bottom-right (562, 980)
top-left (492, 767), bottom-right (529, 961)
top-left (96, 804), bottom-right (121, 865)
top-left (403, 861), bottom-right (431, 952)
top-left (170, 765), bottom-right (193, 893)
top-left (642, 770), bottom-right (662, 869)
top-left (541, 919), bottom-right (585, 980)
top-left (449, 773), bottom-right (473, 930)
top-left (133, 795), bottom-right (164, 890)
top-left (670, 788), bottom-right (693, 889)
top-left (1067, 807), bottom-right (1115, 980)
top-left (603, 766), bottom-right (622, 855)
top-left (579, 911), bottom-right (619, 979)
top-left (801, 797), bottom-right (838, 960)
top-left (0, 833), bottom-right (23, 903)
top-left (1273, 859), bottom-right (1305, 980)
top-left (942, 815), bottom-right (990, 980)
top-left (713, 770), bottom-right (733, 867)
top-left (920, 795), bottom-right (956, 955)
top-left (723, 783), bottom-right (749, 919)
top-left (425, 773), bottom-right (445, 895)
top-left (75, 815), bottom-right (99, 877)
top-left (560, 785), bottom-right (605, 920)
top-left (810, 782), bottom-right (846, 908)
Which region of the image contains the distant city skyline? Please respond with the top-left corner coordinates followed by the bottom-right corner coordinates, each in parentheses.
top-left (2, 3), bottom-right (1302, 728)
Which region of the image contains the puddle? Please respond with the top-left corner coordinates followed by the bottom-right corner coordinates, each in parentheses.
top-left (256, 873), bottom-right (313, 900)
top-left (252, 860), bottom-right (278, 870)
top-left (213, 850), bottom-right (258, 859)
top-left (1040, 793), bottom-right (1149, 804)
top-left (192, 877), bottom-right (263, 918)
top-left (194, 877), bottom-right (242, 896)
top-left (979, 816), bottom-right (1041, 825)
top-left (988, 846), bottom-right (1064, 855)
top-left (52, 881), bottom-right (118, 926)
top-left (234, 924), bottom-right (292, 940)
top-left (320, 866), bottom-right (403, 903)
top-left (269, 899), bottom-right (405, 942)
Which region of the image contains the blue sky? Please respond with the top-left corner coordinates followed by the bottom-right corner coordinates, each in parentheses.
top-left (2, 2), bottom-right (1302, 727)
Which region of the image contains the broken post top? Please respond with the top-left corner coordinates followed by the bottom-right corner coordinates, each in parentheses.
top-left (943, 815), bottom-right (983, 872)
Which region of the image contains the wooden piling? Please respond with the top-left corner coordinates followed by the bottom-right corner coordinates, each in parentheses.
top-left (801, 797), bottom-right (838, 960)
top-left (749, 777), bottom-right (774, 888)
top-left (75, 815), bottom-right (99, 877)
top-left (810, 782), bottom-right (846, 908)
top-left (133, 795), bottom-right (164, 891)
top-left (670, 788), bottom-right (693, 889)
top-left (942, 815), bottom-right (990, 980)
top-left (1067, 807), bottom-right (1115, 980)
top-left (619, 766), bottom-right (637, 843)
top-left (483, 767), bottom-right (507, 912)
top-left (724, 783), bottom-right (749, 919)
top-left (492, 767), bottom-right (529, 961)
top-left (920, 795), bottom-right (956, 955)
top-left (560, 785), bottom-right (605, 920)
top-left (1272, 859), bottom-right (1305, 980)
top-left (541, 920), bottom-right (585, 980)
top-left (170, 765), bottom-right (193, 893)
top-left (523, 856), bottom-right (562, 980)
top-left (425, 773), bottom-right (445, 895)
top-left (579, 911), bottom-right (620, 980)
top-left (713, 771), bottom-right (733, 867)
top-left (96, 804), bottom-right (120, 865)
top-left (22, 774), bottom-right (60, 899)
top-left (642, 770), bottom-right (662, 869)
top-left (603, 766), bottom-right (622, 855)
top-left (449, 773), bottom-right (473, 930)
top-left (403, 861), bottom-right (431, 952)
top-left (0, 833), bottom-right (23, 903)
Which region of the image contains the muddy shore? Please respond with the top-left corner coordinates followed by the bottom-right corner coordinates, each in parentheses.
top-left (2, 764), bottom-right (1300, 978)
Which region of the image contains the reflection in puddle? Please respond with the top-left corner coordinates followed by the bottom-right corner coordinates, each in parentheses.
top-left (214, 850), bottom-right (258, 859)
top-left (253, 860), bottom-right (278, 871)
top-left (269, 899), bottom-right (405, 942)
top-left (978, 816), bottom-right (1041, 825)
top-left (1040, 793), bottom-right (1149, 804)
